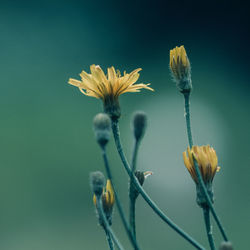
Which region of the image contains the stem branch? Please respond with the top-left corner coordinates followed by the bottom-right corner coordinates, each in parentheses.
top-left (112, 120), bottom-right (205, 250)
top-left (101, 147), bottom-right (140, 250)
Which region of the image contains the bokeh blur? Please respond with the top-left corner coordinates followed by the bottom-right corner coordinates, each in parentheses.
top-left (0, 0), bottom-right (249, 249)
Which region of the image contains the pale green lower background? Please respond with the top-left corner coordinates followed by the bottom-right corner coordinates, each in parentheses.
top-left (0, 0), bottom-right (249, 249)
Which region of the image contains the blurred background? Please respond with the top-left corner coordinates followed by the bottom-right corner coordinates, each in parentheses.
top-left (0, 0), bottom-right (249, 249)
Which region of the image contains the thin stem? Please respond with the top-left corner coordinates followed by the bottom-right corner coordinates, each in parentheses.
top-left (183, 92), bottom-right (193, 148)
top-left (112, 120), bottom-right (205, 250)
top-left (129, 139), bottom-right (140, 239)
top-left (96, 197), bottom-right (124, 250)
top-left (104, 229), bottom-right (114, 250)
top-left (183, 92), bottom-right (228, 242)
top-left (129, 197), bottom-right (136, 238)
top-left (101, 147), bottom-right (140, 250)
top-left (203, 207), bottom-right (215, 250)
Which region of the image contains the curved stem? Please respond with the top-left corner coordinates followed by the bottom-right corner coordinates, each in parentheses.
top-left (203, 207), bottom-right (215, 250)
top-left (112, 120), bottom-right (205, 250)
top-left (101, 147), bottom-right (140, 250)
top-left (183, 92), bottom-right (228, 242)
top-left (96, 197), bottom-right (124, 250)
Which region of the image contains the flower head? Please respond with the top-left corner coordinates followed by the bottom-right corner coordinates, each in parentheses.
top-left (93, 179), bottom-right (115, 225)
top-left (69, 65), bottom-right (153, 120)
top-left (169, 45), bottom-right (192, 93)
top-left (183, 145), bottom-right (220, 185)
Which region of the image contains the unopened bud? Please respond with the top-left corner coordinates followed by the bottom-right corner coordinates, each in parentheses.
top-left (169, 45), bottom-right (192, 93)
top-left (219, 242), bottom-right (233, 250)
top-left (132, 111), bottom-right (147, 141)
top-left (129, 171), bottom-right (153, 200)
top-left (93, 113), bottom-right (111, 147)
top-left (93, 179), bottom-right (115, 225)
top-left (90, 171), bottom-right (105, 197)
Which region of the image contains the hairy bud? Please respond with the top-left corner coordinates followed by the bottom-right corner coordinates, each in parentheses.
top-left (132, 111), bottom-right (147, 141)
top-left (93, 113), bottom-right (111, 147)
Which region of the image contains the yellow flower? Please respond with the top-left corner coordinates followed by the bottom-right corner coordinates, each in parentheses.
top-left (69, 65), bottom-right (153, 119)
top-left (169, 45), bottom-right (192, 92)
top-left (183, 145), bottom-right (220, 184)
top-left (93, 179), bottom-right (115, 217)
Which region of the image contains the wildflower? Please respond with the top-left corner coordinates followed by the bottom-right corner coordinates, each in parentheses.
top-left (183, 145), bottom-right (220, 184)
top-left (183, 145), bottom-right (220, 207)
top-left (69, 65), bottom-right (153, 120)
top-left (93, 179), bottom-right (115, 225)
top-left (169, 45), bottom-right (192, 93)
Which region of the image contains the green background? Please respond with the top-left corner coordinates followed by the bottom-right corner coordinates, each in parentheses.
top-left (0, 0), bottom-right (249, 249)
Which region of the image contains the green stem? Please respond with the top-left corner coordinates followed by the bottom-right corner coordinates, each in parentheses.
top-left (129, 139), bottom-right (140, 239)
top-left (101, 147), bottom-right (140, 250)
top-left (96, 197), bottom-right (124, 250)
top-left (129, 197), bottom-right (136, 238)
top-left (203, 207), bottom-right (215, 250)
top-left (104, 229), bottom-right (114, 250)
top-left (183, 92), bottom-right (228, 242)
top-left (183, 92), bottom-right (193, 148)
top-left (112, 120), bottom-right (205, 250)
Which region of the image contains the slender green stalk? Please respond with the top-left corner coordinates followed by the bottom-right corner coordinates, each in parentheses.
top-left (112, 120), bottom-right (205, 250)
top-left (183, 92), bottom-right (228, 242)
top-left (129, 195), bottom-right (136, 238)
top-left (104, 229), bottom-right (114, 250)
top-left (101, 147), bottom-right (140, 250)
top-left (203, 207), bottom-right (215, 250)
top-left (183, 92), bottom-right (193, 148)
top-left (96, 197), bottom-right (124, 250)
top-left (129, 140), bottom-right (140, 238)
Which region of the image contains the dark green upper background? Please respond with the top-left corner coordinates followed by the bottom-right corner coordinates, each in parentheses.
top-left (0, 0), bottom-right (249, 249)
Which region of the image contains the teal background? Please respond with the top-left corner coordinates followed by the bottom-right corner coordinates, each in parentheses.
top-left (0, 0), bottom-right (249, 249)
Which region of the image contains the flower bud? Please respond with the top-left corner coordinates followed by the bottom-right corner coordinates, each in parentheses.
top-left (183, 145), bottom-right (220, 207)
top-left (129, 171), bottom-right (153, 201)
top-left (219, 241), bottom-right (233, 250)
top-left (93, 113), bottom-right (111, 147)
top-left (132, 111), bottom-right (147, 141)
top-left (169, 45), bottom-right (192, 93)
top-left (90, 171), bottom-right (105, 197)
top-left (93, 179), bottom-right (115, 225)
